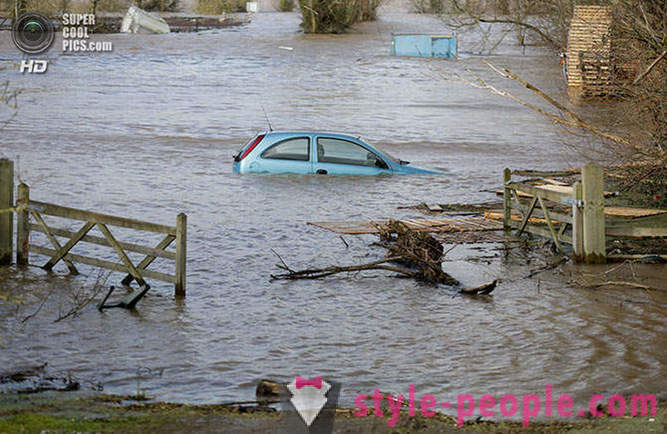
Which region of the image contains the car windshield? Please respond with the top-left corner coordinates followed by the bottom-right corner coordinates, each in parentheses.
top-left (363, 139), bottom-right (401, 164)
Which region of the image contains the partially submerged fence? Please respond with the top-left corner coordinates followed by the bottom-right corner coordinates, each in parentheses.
top-left (0, 159), bottom-right (187, 297)
top-left (503, 163), bottom-right (667, 263)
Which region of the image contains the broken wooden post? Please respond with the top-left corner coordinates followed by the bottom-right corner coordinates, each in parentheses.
top-left (503, 168), bottom-right (511, 233)
top-left (16, 183), bottom-right (29, 266)
top-left (581, 163), bottom-right (606, 263)
top-left (0, 159), bottom-right (14, 265)
top-left (571, 181), bottom-right (583, 262)
top-left (175, 212), bottom-right (187, 297)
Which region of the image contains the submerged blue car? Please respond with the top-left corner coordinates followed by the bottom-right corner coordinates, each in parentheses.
top-left (233, 131), bottom-right (439, 175)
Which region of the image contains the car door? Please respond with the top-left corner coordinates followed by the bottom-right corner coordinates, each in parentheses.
top-left (257, 136), bottom-right (312, 174)
top-left (312, 136), bottom-right (392, 175)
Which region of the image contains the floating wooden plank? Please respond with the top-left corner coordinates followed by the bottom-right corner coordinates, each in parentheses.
top-left (307, 216), bottom-right (503, 235)
top-left (606, 214), bottom-right (667, 238)
top-left (604, 207), bottom-right (666, 218)
top-left (484, 211), bottom-right (547, 225)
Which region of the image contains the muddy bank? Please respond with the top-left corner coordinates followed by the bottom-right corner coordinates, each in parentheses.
top-left (0, 392), bottom-right (664, 433)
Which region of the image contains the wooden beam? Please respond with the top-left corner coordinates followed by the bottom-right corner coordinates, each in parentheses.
top-left (538, 195), bottom-right (563, 252)
top-left (96, 223), bottom-right (148, 288)
top-left (606, 214), bottom-right (667, 238)
top-left (31, 210), bottom-right (79, 274)
top-left (582, 164), bottom-right (606, 263)
top-left (507, 182), bottom-right (574, 203)
top-left (43, 221), bottom-right (94, 271)
top-left (28, 223), bottom-right (176, 260)
top-left (29, 245), bottom-right (175, 283)
top-left (517, 197), bottom-right (538, 236)
top-left (16, 183), bottom-right (29, 267)
top-left (29, 200), bottom-right (177, 235)
top-left (0, 159), bottom-right (13, 265)
top-left (121, 234), bottom-right (175, 286)
top-left (508, 221), bottom-right (574, 245)
top-left (572, 181), bottom-right (583, 261)
top-left (175, 213), bottom-right (187, 298)
top-left (512, 201), bottom-right (572, 224)
top-left (503, 168), bottom-right (511, 232)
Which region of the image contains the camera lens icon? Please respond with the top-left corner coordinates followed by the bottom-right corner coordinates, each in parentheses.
top-left (12, 12), bottom-right (55, 54)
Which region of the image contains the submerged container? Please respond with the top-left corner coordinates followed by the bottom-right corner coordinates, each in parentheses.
top-left (391, 34), bottom-right (457, 59)
top-left (246, 2), bottom-right (258, 12)
top-left (120, 6), bottom-right (170, 34)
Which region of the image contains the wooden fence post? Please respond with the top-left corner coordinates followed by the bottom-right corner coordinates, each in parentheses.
top-left (571, 181), bottom-right (583, 262)
top-left (0, 159), bottom-right (13, 265)
top-left (503, 168), bottom-right (511, 232)
top-left (581, 163), bottom-right (606, 264)
top-left (175, 213), bottom-right (187, 297)
top-left (16, 183), bottom-right (29, 266)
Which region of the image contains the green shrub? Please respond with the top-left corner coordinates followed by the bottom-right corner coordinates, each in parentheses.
top-left (278, 0), bottom-right (294, 12)
top-left (135, 0), bottom-right (180, 11)
top-left (196, 0), bottom-right (245, 14)
top-left (298, 0), bottom-right (382, 33)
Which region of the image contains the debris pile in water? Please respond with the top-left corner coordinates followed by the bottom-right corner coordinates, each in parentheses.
top-left (271, 219), bottom-right (495, 294)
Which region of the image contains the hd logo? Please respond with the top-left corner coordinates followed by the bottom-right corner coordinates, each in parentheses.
top-left (20, 59), bottom-right (48, 74)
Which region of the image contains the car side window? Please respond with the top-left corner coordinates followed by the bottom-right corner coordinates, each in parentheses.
top-left (317, 137), bottom-right (387, 168)
top-left (261, 137), bottom-right (310, 161)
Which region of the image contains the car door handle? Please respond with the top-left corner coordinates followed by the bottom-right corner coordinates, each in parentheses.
top-left (316, 169), bottom-right (328, 175)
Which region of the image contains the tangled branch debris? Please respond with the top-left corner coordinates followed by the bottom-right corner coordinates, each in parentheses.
top-left (270, 220), bottom-right (500, 292)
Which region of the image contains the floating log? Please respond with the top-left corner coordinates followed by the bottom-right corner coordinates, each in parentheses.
top-left (460, 280), bottom-right (497, 295)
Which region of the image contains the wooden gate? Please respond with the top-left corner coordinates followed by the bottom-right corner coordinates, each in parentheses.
top-left (14, 182), bottom-right (187, 297)
top-left (503, 164), bottom-right (667, 264)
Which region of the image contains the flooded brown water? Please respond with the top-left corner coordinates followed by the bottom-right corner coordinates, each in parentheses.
top-left (1, 12), bottom-right (665, 413)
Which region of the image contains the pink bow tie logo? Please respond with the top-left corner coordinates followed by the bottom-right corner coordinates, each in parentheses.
top-left (295, 376), bottom-right (322, 389)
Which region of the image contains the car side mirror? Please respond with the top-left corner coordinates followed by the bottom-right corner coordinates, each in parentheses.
top-left (366, 152), bottom-right (387, 169)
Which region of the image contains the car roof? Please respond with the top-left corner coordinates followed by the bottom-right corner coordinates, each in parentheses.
top-left (262, 131), bottom-right (362, 141)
